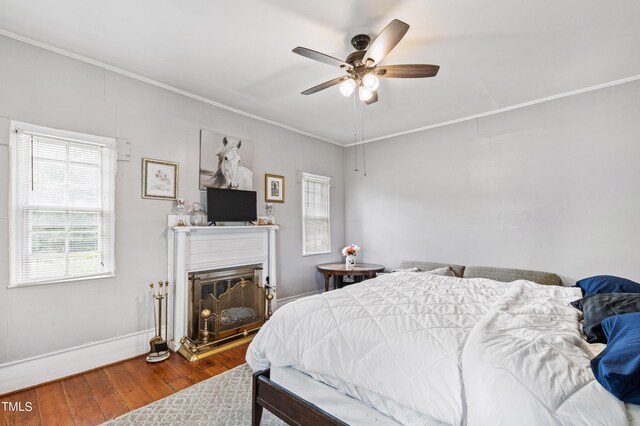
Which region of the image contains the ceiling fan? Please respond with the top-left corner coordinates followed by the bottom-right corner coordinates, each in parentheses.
top-left (293, 19), bottom-right (439, 105)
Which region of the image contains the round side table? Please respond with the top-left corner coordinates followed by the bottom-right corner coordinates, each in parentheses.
top-left (316, 263), bottom-right (385, 292)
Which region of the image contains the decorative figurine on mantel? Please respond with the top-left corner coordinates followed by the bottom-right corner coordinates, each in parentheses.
top-left (175, 198), bottom-right (186, 226)
top-left (256, 203), bottom-right (275, 225)
top-left (147, 280), bottom-right (170, 363)
top-left (265, 203), bottom-right (273, 222)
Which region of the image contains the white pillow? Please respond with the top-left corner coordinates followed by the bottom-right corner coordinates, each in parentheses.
top-left (423, 266), bottom-right (455, 277)
top-left (391, 267), bottom-right (420, 273)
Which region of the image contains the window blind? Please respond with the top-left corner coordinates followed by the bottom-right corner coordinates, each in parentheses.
top-left (10, 122), bottom-right (116, 287)
top-left (302, 173), bottom-right (330, 255)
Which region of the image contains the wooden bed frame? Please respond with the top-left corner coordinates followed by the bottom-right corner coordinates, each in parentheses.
top-left (252, 369), bottom-right (347, 426)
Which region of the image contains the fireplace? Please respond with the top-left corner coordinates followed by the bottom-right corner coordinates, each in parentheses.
top-left (177, 265), bottom-right (265, 361)
top-left (168, 223), bottom-right (278, 360)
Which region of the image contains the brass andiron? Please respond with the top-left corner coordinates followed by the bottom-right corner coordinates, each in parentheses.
top-left (147, 280), bottom-right (170, 363)
top-left (265, 284), bottom-right (274, 319)
top-left (201, 309), bottom-right (211, 343)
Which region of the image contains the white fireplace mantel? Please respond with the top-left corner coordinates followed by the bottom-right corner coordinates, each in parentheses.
top-left (167, 224), bottom-right (279, 351)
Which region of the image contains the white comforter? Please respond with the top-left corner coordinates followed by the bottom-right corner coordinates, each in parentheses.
top-left (246, 272), bottom-right (627, 425)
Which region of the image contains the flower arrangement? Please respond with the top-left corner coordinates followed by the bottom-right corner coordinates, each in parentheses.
top-left (341, 244), bottom-right (360, 257)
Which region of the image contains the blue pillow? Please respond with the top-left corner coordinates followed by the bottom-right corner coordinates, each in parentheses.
top-left (590, 313), bottom-right (640, 404)
top-left (575, 275), bottom-right (640, 296)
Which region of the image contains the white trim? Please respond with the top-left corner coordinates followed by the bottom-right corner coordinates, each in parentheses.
top-left (13, 121), bottom-right (116, 148)
top-left (302, 250), bottom-right (332, 257)
top-left (3, 29), bottom-right (638, 148)
top-left (7, 273), bottom-right (116, 289)
top-left (301, 172), bottom-right (333, 183)
top-left (0, 327), bottom-right (160, 395)
top-left (301, 172), bottom-right (331, 257)
top-left (0, 29), bottom-right (341, 147)
top-left (267, 226), bottom-right (278, 310)
top-left (276, 290), bottom-right (322, 307)
top-left (345, 74), bottom-right (640, 146)
top-left (9, 121), bottom-right (18, 288)
top-left (9, 120), bottom-right (117, 288)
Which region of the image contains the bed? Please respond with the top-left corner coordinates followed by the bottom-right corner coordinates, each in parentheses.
top-left (246, 262), bottom-right (635, 425)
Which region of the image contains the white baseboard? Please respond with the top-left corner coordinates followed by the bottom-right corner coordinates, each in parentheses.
top-left (277, 290), bottom-right (322, 307)
top-left (0, 327), bottom-right (161, 395)
top-left (0, 289), bottom-right (321, 395)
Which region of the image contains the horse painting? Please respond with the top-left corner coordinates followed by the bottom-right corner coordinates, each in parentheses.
top-left (200, 136), bottom-right (253, 190)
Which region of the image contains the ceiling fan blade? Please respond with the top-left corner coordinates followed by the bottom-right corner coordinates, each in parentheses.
top-left (363, 19), bottom-right (410, 66)
top-left (364, 91), bottom-right (378, 105)
top-left (301, 76), bottom-right (350, 95)
top-left (376, 64), bottom-right (440, 78)
top-left (292, 47), bottom-right (353, 70)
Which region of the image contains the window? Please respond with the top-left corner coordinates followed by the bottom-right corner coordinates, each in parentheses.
top-left (10, 121), bottom-right (116, 287)
top-left (302, 172), bottom-right (331, 256)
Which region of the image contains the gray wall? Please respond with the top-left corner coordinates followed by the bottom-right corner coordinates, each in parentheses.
top-left (2, 31), bottom-right (639, 366)
top-left (0, 36), bottom-right (344, 363)
top-left (345, 80), bottom-right (640, 284)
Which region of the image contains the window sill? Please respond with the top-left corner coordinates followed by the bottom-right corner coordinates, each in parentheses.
top-left (302, 251), bottom-right (332, 257)
top-left (8, 273), bottom-right (116, 289)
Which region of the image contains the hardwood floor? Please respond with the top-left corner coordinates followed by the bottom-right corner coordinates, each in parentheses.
top-left (0, 343), bottom-right (250, 426)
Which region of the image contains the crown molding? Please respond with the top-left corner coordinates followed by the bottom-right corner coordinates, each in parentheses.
top-left (3, 29), bottom-right (638, 149)
top-left (345, 73), bottom-right (640, 147)
top-left (0, 29), bottom-right (343, 147)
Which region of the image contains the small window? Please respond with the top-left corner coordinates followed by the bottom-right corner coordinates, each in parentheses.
top-left (302, 172), bottom-right (331, 256)
top-left (10, 121), bottom-right (116, 287)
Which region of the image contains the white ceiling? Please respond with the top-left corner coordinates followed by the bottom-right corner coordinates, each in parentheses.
top-left (1, 0), bottom-right (639, 145)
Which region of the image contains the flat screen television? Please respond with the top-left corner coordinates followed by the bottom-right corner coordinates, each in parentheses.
top-left (206, 188), bottom-right (257, 222)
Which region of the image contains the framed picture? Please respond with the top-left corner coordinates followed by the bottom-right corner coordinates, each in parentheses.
top-left (200, 129), bottom-right (254, 190)
top-left (142, 158), bottom-right (179, 200)
top-left (265, 174), bottom-right (285, 203)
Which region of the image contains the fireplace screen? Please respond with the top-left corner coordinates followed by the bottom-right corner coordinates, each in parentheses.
top-left (181, 265), bottom-right (265, 360)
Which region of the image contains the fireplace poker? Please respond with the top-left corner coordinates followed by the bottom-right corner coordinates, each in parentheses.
top-left (146, 280), bottom-right (170, 363)
top-left (164, 281), bottom-right (169, 347)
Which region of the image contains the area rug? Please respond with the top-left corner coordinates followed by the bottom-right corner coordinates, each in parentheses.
top-left (103, 364), bottom-right (285, 425)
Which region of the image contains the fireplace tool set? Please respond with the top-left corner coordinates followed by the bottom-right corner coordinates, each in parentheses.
top-left (147, 280), bottom-right (170, 363)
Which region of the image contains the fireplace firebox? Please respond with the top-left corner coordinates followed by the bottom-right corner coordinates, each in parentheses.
top-left (177, 265), bottom-right (265, 362)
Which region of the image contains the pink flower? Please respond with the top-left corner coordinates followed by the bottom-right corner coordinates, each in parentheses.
top-left (342, 244), bottom-right (361, 257)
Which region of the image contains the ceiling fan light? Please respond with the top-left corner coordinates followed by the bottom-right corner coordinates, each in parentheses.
top-left (338, 79), bottom-right (356, 97)
top-left (359, 86), bottom-right (373, 102)
top-left (362, 73), bottom-right (380, 90)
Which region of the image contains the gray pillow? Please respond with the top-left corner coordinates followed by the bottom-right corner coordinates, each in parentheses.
top-left (571, 293), bottom-right (640, 343)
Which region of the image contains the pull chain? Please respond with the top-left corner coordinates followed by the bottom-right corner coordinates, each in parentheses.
top-left (361, 102), bottom-right (367, 177)
top-left (353, 91), bottom-right (358, 172)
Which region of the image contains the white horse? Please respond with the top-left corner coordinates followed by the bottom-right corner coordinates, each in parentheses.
top-left (204, 137), bottom-right (252, 190)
